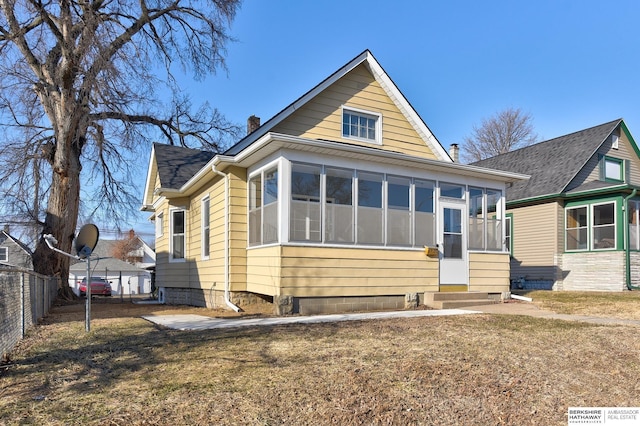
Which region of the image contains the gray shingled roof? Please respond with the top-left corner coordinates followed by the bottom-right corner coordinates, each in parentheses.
top-left (70, 239), bottom-right (148, 273)
top-left (153, 143), bottom-right (215, 190)
top-left (472, 119), bottom-right (622, 202)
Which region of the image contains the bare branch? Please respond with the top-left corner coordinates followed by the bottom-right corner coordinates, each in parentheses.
top-left (462, 107), bottom-right (538, 163)
top-left (0, 0), bottom-right (242, 285)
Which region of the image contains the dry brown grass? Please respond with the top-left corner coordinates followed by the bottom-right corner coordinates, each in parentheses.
top-left (529, 290), bottom-right (640, 320)
top-left (1, 296), bottom-right (640, 425)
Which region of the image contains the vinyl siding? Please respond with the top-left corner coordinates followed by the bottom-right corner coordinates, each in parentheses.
top-left (567, 130), bottom-right (640, 189)
top-left (228, 167), bottom-right (248, 292)
top-left (277, 246), bottom-right (439, 297)
top-left (271, 64), bottom-right (437, 160)
top-left (508, 202), bottom-right (559, 282)
top-left (246, 245), bottom-right (281, 296)
top-left (468, 252), bottom-right (510, 292)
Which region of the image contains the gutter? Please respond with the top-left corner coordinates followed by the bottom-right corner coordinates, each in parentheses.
top-left (211, 165), bottom-right (242, 312)
top-left (625, 189), bottom-right (640, 290)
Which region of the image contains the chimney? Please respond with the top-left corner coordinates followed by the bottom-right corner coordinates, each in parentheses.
top-left (247, 115), bottom-right (260, 135)
top-left (449, 143), bottom-right (460, 163)
top-left (128, 229), bottom-right (135, 240)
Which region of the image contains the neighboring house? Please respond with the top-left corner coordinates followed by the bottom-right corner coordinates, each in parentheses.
top-left (0, 229), bottom-right (33, 269)
top-left (114, 230), bottom-right (156, 270)
top-left (473, 119), bottom-right (640, 292)
top-left (141, 50), bottom-right (527, 314)
top-left (68, 238), bottom-right (153, 296)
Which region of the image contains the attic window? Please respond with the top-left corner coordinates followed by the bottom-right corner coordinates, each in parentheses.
top-left (0, 247), bottom-right (7, 262)
top-left (600, 156), bottom-right (624, 182)
top-left (342, 107), bottom-right (381, 144)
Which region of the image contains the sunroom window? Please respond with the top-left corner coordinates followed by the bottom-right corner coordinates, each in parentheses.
top-left (290, 163), bottom-right (321, 242)
top-left (387, 176), bottom-right (411, 246)
top-left (325, 167), bottom-right (354, 244)
top-left (357, 171), bottom-right (384, 244)
top-left (249, 166), bottom-right (279, 246)
top-left (414, 179), bottom-right (435, 247)
top-left (468, 187), bottom-right (502, 251)
top-left (486, 189), bottom-right (502, 250)
top-left (468, 187), bottom-right (484, 250)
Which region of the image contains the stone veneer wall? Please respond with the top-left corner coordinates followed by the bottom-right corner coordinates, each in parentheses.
top-left (555, 252), bottom-right (627, 291)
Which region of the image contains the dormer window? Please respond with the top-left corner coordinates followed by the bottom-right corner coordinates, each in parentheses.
top-left (342, 107), bottom-right (381, 144)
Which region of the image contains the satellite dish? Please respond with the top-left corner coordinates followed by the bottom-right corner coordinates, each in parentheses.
top-left (75, 224), bottom-right (99, 259)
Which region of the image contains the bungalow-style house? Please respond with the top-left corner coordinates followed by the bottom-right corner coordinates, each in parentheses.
top-left (0, 229), bottom-right (33, 269)
top-left (473, 119), bottom-right (640, 292)
top-left (141, 50), bottom-right (527, 314)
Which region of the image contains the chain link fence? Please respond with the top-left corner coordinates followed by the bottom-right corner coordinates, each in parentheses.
top-left (0, 268), bottom-right (59, 360)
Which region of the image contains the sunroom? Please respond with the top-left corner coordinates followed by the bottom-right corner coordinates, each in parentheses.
top-left (236, 133), bottom-right (525, 311)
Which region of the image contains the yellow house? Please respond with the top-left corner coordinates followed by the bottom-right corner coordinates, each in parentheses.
top-left (141, 50), bottom-right (527, 314)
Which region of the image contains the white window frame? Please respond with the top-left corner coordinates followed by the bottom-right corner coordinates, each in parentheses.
top-left (591, 201), bottom-right (616, 251)
top-left (0, 247), bottom-right (7, 262)
top-left (201, 196), bottom-right (210, 259)
top-left (247, 160), bottom-right (281, 247)
top-left (155, 212), bottom-right (164, 238)
top-left (341, 106), bottom-right (382, 145)
top-left (170, 208), bottom-right (186, 262)
top-left (565, 204), bottom-right (589, 252)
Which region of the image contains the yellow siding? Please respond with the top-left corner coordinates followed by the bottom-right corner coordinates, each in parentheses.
top-left (509, 202), bottom-right (559, 281)
top-left (278, 246), bottom-right (439, 297)
top-left (271, 64), bottom-right (437, 160)
top-left (246, 246), bottom-right (282, 296)
top-left (468, 252), bottom-right (510, 292)
top-left (228, 166), bottom-right (248, 292)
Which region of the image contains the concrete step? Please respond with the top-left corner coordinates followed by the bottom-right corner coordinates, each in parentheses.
top-left (423, 292), bottom-right (499, 309)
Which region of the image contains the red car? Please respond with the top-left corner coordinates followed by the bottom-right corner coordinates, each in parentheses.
top-left (78, 277), bottom-right (112, 297)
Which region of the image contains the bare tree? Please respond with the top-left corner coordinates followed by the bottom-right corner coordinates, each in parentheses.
top-left (462, 108), bottom-right (538, 163)
top-left (0, 0), bottom-right (242, 297)
top-left (111, 230), bottom-right (142, 264)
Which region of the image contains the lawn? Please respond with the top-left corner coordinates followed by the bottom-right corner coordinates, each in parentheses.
top-left (1, 294), bottom-right (639, 425)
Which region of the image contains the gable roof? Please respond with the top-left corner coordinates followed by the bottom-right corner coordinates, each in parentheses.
top-left (223, 49), bottom-right (451, 162)
top-left (472, 119), bottom-right (623, 202)
top-left (153, 143), bottom-right (216, 190)
top-left (0, 230), bottom-right (32, 255)
top-left (70, 239), bottom-right (151, 273)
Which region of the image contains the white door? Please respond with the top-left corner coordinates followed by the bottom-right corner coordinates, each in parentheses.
top-left (439, 201), bottom-right (468, 287)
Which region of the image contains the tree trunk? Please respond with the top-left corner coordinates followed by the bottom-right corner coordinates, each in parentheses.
top-left (32, 138), bottom-right (82, 300)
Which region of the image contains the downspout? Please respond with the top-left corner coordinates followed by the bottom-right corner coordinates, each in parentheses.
top-left (624, 189), bottom-right (640, 290)
top-left (212, 165), bottom-right (242, 312)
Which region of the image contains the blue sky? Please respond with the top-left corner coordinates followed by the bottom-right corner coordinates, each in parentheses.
top-left (132, 0), bottom-right (640, 238)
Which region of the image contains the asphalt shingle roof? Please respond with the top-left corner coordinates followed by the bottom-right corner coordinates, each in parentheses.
top-left (153, 143), bottom-right (215, 190)
top-left (472, 119), bottom-right (622, 202)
